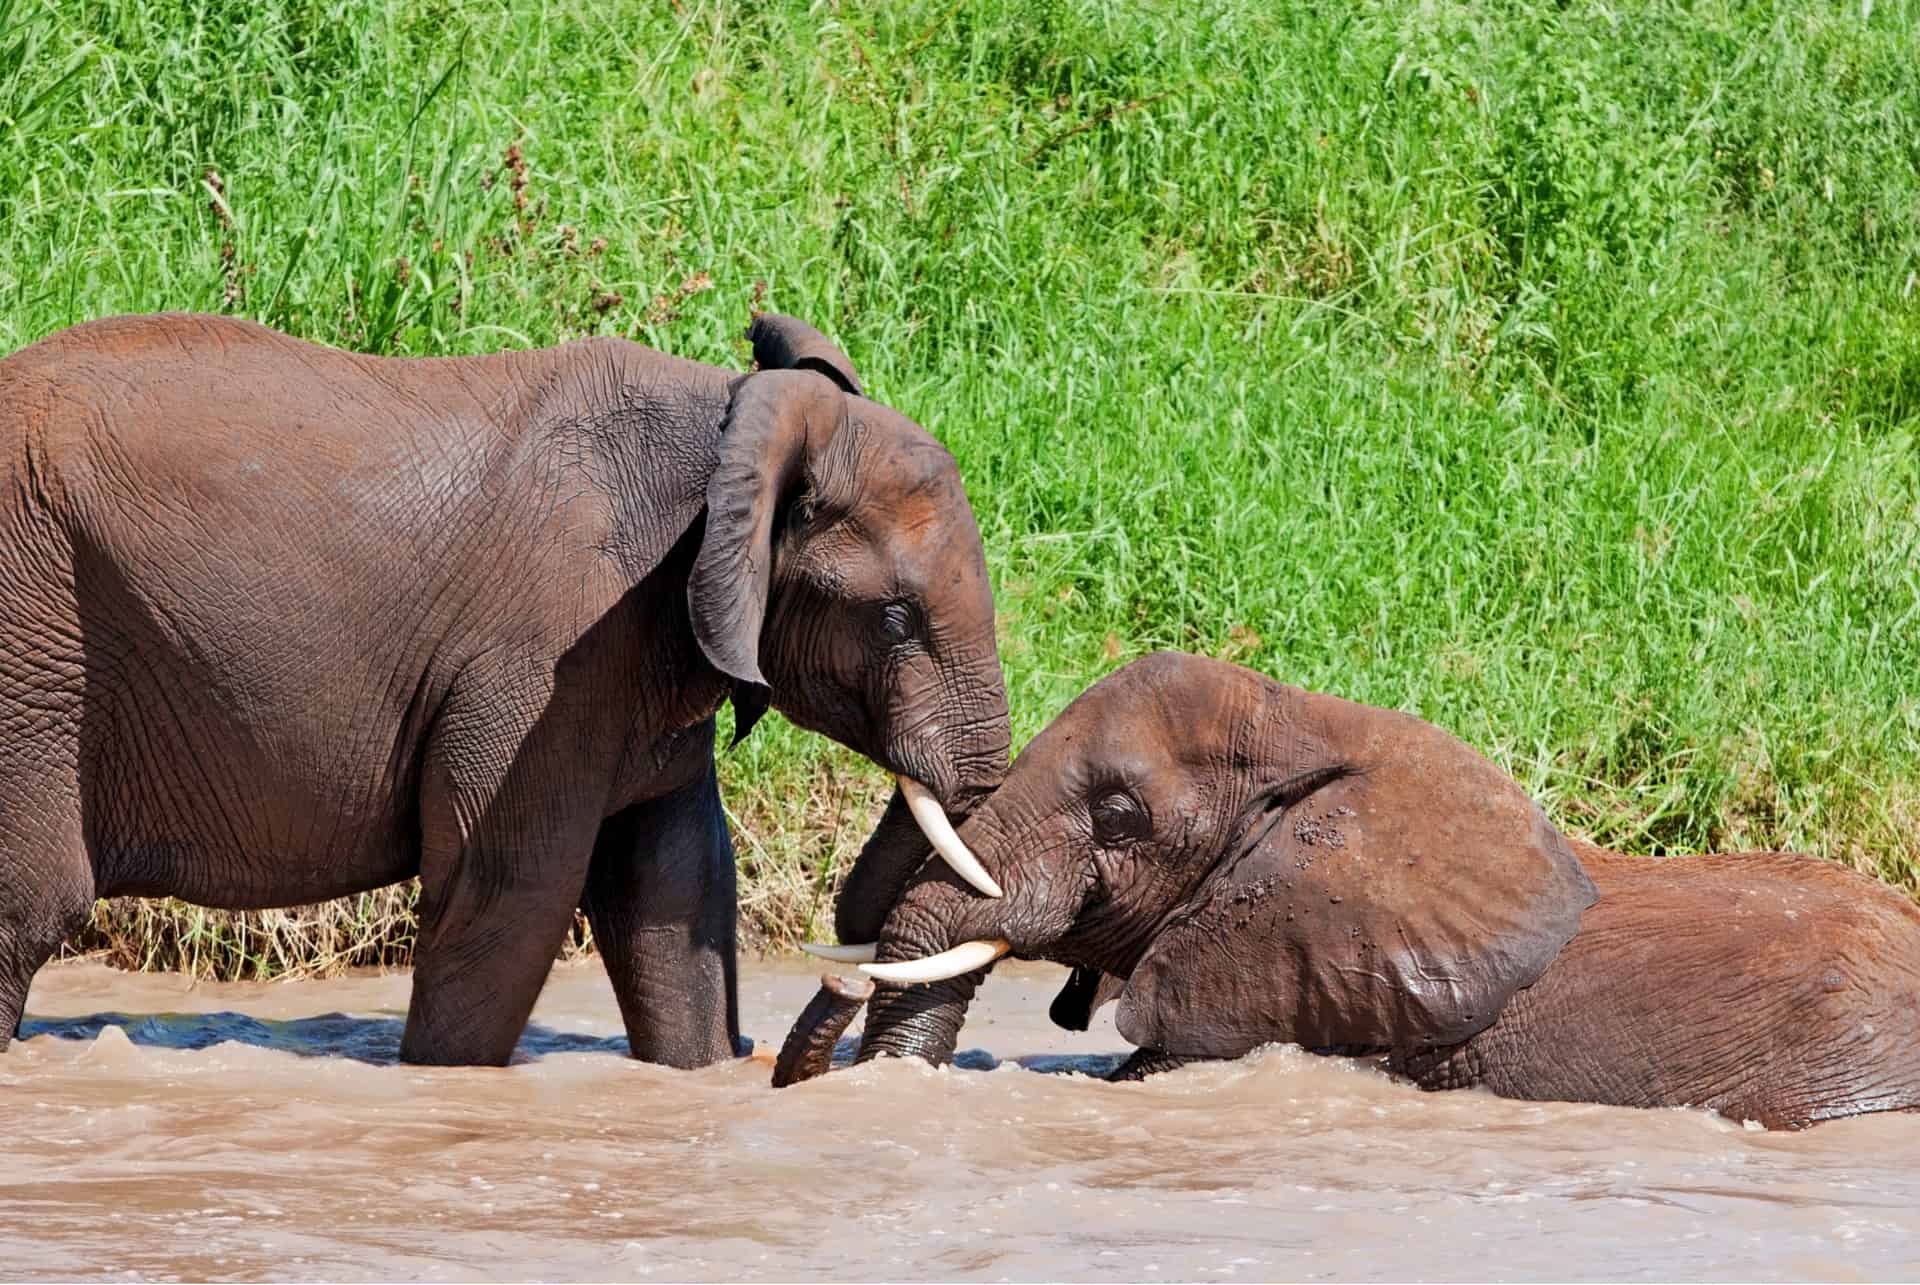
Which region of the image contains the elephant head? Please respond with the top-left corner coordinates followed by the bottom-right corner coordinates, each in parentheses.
top-left (695, 315), bottom-right (1012, 917)
top-left (778, 651), bottom-right (1598, 1075)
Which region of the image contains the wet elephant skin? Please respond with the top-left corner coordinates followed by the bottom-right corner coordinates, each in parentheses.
top-left (1397, 840), bottom-right (1920, 1128)
top-left (790, 652), bottom-right (1920, 1129)
top-left (0, 312), bottom-right (1009, 1067)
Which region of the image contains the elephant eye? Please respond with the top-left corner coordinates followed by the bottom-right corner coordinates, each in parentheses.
top-left (1090, 790), bottom-right (1149, 845)
top-left (878, 600), bottom-right (917, 644)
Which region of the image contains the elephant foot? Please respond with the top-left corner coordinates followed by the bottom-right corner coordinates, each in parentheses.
top-left (1107, 1046), bottom-right (1196, 1082)
top-left (772, 974), bottom-right (874, 1087)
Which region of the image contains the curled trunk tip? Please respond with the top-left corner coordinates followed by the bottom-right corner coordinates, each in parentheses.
top-left (771, 975), bottom-right (874, 1088)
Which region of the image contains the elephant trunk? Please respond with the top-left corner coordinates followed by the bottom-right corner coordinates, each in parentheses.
top-left (852, 882), bottom-right (992, 1067)
top-left (777, 784), bottom-right (1074, 1085)
top-left (771, 856), bottom-right (1006, 1075)
top-left (771, 973), bottom-right (873, 1087)
top-left (778, 822), bottom-right (1010, 1086)
top-left (852, 971), bottom-right (984, 1067)
top-left (852, 825), bottom-right (1038, 1069)
top-left (834, 790), bottom-right (933, 945)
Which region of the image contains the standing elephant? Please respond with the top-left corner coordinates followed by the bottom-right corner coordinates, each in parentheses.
top-left (779, 652), bottom-right (1920, 1129)
top-left (0, 311), bottom-right (1010, 1068)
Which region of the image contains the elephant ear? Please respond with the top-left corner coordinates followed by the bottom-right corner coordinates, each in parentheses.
top-left (747, 313), bottom-right (863, 397)
top-left (1116, 690), bottom-right (1598, 1059)
top-left (688, 368), bottom-right (846, 742)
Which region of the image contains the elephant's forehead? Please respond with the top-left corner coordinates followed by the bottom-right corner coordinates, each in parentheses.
top-left (1013, 705), bottom-right (1235, 785)
top-left (877, 479), bottom-right (965, 543)
top-left (850, 432), bottom-right (975, 541)
top-left (856, 408), bottom-right (961, 488)
top-left (1043, 659), bottom-right (1253, 754)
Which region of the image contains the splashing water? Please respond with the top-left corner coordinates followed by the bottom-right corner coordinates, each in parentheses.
top-left (3, 959), bottom-right (1916, 1281)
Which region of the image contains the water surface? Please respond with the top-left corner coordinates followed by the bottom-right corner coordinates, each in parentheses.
top-left (4, 959), bottom-right (1916, 1281)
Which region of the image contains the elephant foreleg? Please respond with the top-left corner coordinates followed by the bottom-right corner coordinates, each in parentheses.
top-left (1107, 1046), bottom-right (1201, 1082)
top-left (403, 847), bottom-right (593, 1066)
top-left (402, 703), bottom-right (602, 1067)
top-left (582, 748), bottom-right (743, 1069)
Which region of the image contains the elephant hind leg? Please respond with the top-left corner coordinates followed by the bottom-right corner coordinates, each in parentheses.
top-left (0, 787), bottom-right (93, 1051)
top-left (583, 746), bottom-right (743, 1070)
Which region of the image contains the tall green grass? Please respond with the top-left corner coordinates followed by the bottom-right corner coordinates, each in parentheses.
top-left (4, 0), bottom-right (1916, 975)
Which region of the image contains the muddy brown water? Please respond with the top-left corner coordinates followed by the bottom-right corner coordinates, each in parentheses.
top-left (3, 959), bottom-right (1917, 1282)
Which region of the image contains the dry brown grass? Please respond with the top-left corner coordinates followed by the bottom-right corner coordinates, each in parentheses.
top-left (69, 888), bottom-right (424, 980)
top-left (724, 760), bottom-right (894, 953)
top-left (61, 757), bottom-right (893, 981)
top-left (71, 761), bottom-right (1917, 982)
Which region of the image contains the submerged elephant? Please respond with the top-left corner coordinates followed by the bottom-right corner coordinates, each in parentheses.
top-left (0, 311), bottom-right (1010, 1067)
top-left (778, 652), bottom-right (1920, 1129)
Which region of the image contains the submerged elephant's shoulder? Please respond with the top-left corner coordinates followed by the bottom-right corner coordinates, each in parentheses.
top-left (1589, 850), bottom-right (1920, 933)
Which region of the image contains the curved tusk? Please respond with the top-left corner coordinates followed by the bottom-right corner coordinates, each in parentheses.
top-left (899, 776), bottom-right (1003, 898)
top-left (799, 942), bottom-right (878, 964)
top-left (860, 938), bottom-right (1011, 985)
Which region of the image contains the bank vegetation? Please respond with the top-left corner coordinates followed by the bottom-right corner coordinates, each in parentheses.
top-left (3, 0), bottom-right (1913, 976)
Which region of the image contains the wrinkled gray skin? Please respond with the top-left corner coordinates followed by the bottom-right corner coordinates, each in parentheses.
top-left (806, 652), bottom-right (1920, 1128)
top-left (842, 651), bottom-right (1597, 1075)
top-left (0, 312), bottom-right (1008, 1067)
top-left (1399, 839), bottom-right (1920, 1129)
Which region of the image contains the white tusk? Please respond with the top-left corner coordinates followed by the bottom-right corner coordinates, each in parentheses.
top-left (899, 776), bottom-right (1003, 898)
top-left (799, 942), bottom-right (878, 964)
top-left (860, 938), bottom-right (1011, 985)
